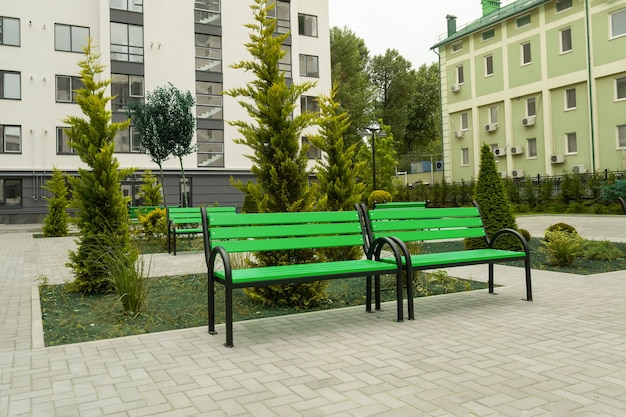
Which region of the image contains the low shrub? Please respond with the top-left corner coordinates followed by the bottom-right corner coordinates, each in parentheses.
top-left (545, 222), bottom-right (578, 241)
top-left (137, 208), bottom-right (167, 243)
top-left (368, 190), bottom-right (393, 208)
top-left (582, 240), bottom-right (625, 261)
top-left (518, 228), bottom-right (531, 243)
top-left (540, 230), bottom-right (584, 266)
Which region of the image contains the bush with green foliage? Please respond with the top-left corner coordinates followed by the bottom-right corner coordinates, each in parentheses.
top-left (518, 228), bottom-right (531, 243)
top-left (241, 184), bottom-right (259, 213)
top-left (137, 208), bottom-right (167, 243)
top-left (368, 189), bottom-right (393, 208)
top-left (465, 144), bottom-right (519, 251)
top-left (42, 167), bottom-right (70, 237)
top-left (63, 40), bottom-right (134, 294)
top-left (582, 240), bottom-right (624, 261)
top-left (545, 223), bottom-right (578, 241)
top-left (541, 230), bottom-right (584, 266)
top-left (599, 180), bottom-right (626, 204)
top-left (139, 170), bottom-right (163, 206)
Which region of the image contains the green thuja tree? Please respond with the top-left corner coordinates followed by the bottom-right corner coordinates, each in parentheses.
top-left (64, 40), bottom-right (135, 293)
top-left (42, 167), bottom-right (70, 237)
top-left (465, 144), bottom-right (519, 251)
top-left (309, 85), bottom-right (365, 261)
top-left (138, 170), bottom-right (163, 206)
top-left (224, 0), bottom-right (323, 307)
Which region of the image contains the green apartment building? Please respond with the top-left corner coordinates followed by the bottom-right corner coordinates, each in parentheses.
top-left (432, 0), bottom-right (626, 181)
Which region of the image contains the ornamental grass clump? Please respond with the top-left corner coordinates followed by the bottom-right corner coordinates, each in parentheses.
top-left (540, 230), bottom-right (584, 267)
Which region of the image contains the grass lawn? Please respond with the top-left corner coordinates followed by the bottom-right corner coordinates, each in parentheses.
top-left (39, 237), bottom-right (625, 347)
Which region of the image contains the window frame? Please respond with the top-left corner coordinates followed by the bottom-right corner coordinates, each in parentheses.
top-left (482, 28), bottom-right (495, 42)
top-left (521, 41), bottom-right (532, 65)
top-left (1, 124), bottom-right (21, 154)
top-left (485, 55), bottom-right (494, 77)
top-left (298, 13), bottom-right (318, 37)
top-left (617, 76), bottom-right (626, 101)
top-left (451, 41), bottom-right (463, 53)
top-left (456, 65), bottom-right (465, 85)
top-left (55, 75), bottom-right (84, 103)
top-left (610, 8), bottom-right (626, 39)
top-left (527, 138), bottom-right (538, 158)
top-left (114, 126), bottom-right (143, 153)
top-left (268, 0), bottom-right (290, 34)
top-left (195, 33), bottom-right (222, 73)
top-left (56, 127), bottom-right (77, 154)
top-left (460, 112), bottom-right (469, 131)
top-left (0, 70), bottom-right (21, 100)
top-left (299, 54), bottom-right (319, 78)
top-left (196, 81), bottom-right (223, 120)
top-left (194, 0), bottom-right (221, 26)
top-left (111, 74), bottom-right (144, 112)
top-left (526, 97), bottom-right (536, 117)
top-left (556, 0), bottom-right (572, 13)
top-left (0, 178), bottom-right (22, 207)
top-left (617, 125), bottom-right (626, 149)
top-left (565, 132), bottom-right (577, 154)
top-left (560, 27), bottom-right (572, 53)
top-left (489, 106), bottom-right (499, 124)
top-left (54, 23), bottom-right (89, 53)
top-left (197, 129), bottom-right (224, 168)
top-left (0, 16), bottom-right (20, 46)
top-left (461, 148), bottom-right (469, 166)
top-left (516, 14), bottom-right (531, 28)
top-left (110, 0), bottom-right (143, 13)
top-left (300, 95), bottom-right (320, 113)
top-left (302, 136), bottom-right (322, 160)
top-left (565, 87), bottom-right (577, 110)
top-left (110, 22), bottom-right (144, 63)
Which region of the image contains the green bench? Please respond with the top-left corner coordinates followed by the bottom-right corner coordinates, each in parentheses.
top-left (168, 206), bottom-right (235, 255)
top-left (128, 206), bottom-right (163, 224)
top-left (375, 201), bottom-right (428, 209)
top-left (357, 203), bottom-right (532, 320)
top-left (201, 208), bottom-right (406, 348)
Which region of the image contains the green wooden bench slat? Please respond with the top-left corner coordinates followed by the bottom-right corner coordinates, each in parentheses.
top-left (369, 206), bottom-right (479, 220)
top-left (208, 210), bottom-right (358, 226)
top-left (374, 227), bottom-right (487, 242)
top-left (372, 217), bottom-right (485, 232)
top-left (380, 248), bottom-right (526, 268)
top-left (212, 234), bottom-right (365, 253)
top-left (209, 221), bottom-right (361, 240)
top-left (375, 202), bottom-right (427, 209)
top-left (168, 206), bottom-right (235, 255)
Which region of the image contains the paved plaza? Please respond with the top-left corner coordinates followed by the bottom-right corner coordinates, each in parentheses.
top-left (1, 215), bottom-right (625, 416)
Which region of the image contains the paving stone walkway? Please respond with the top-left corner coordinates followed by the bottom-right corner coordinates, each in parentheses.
top-left (0, 215), bottom-right (625, 416)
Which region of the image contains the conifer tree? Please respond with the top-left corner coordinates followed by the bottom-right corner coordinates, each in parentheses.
top-left (465, 144), bottom-right (519, 250)
top-left (138, 170), bottom-right (163, 206)
top-left (42, 167), bottom-right (70, 237)
top-left (64, 40), bottom-right (135, 293)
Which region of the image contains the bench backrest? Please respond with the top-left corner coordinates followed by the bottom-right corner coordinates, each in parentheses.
top-left (202, 209), bottom-right (367, 254)
top-left (374, 201), bottom-right (427, 209)
top-left (362, 204), bottom-right (487, 244)
top-left (169, 206), bottom-right (235, 224)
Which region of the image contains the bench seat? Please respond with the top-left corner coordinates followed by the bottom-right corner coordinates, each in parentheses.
top-left (380, 248), bottom-right (526, 269)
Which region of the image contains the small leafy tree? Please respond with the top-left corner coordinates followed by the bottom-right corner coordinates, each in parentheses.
top-left (42, 167), bottom-right (70, 237)
top-left (356, 124), bottom-right (397, 193)
top-left (465, 144), bottom-right (519, 251)
top-left (224, 0), bottom-right (323, 307)
top-left (127, 84), bottom-right (196, 207)
top-left (64, 40), bottom-right (135, 293)
top-left (138, 170), bottom-right (163, 206)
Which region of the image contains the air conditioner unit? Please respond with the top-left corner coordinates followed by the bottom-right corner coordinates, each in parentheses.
top-left (572, 164), bottom-right (587, 174)
top-left (494, 147), bottom-right (506, 157)
top-left (551, 154), bottom-right (565, 164)
top-left (450, 84), bottom-right (461, 93)
top-left (511, 169), bottom-right (525, 178)
top-left (510, 146), bottom-right (524, 155)
top-left (522, 116), bottom-right (536, 127)
top-left (435, 161), bottom-right (444, 171)
top-left (454, 130), bottom-right (464, 138)
top-left (484, 123), bottom-right (497, 132)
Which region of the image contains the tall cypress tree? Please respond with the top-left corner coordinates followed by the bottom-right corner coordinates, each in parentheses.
top-left (64, 40), bottom-right (135, 293)
top-left (465, 144), bottom-right (519, 250)
top-left (42, 167), bottom-right (70, 237)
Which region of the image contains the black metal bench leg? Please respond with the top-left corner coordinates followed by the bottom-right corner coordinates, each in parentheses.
top-left (375, 275), bottom-right (381, 311)
top-left (396, 272), bottom-right (403, 322)
top-left (173, 231), bottom-right (177, 256)
top-left (406, 271), bottom-right (414, 320)
top-left (225, 284), bottom-right (234, 348)
top-left (488, 262), bottom-right (494, 294)
top-left (525, 258), bottom-right (533, 301)
top-left (208, 275), bottom-right (217, 336)
top-left (365, 275), bottom-right (372, 313)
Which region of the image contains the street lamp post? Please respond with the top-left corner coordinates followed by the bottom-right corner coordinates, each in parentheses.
top-left (361, 126), bottom-right (386, 190)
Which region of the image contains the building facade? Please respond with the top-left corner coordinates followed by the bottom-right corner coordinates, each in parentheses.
top-left (0, 0), bottom-right (330, 223)
top-left (432, 0), bottom-right (626, 182)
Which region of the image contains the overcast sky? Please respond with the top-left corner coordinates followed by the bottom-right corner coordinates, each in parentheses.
top-left (328, 0), bottom-right (516, 68)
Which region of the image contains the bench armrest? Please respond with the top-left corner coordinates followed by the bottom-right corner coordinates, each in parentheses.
top-left (208, 246), bottom-right (233, 283)
top-left (488, 228), bottom-right (530, 255)
top-left (368, 236), bottom-right (405, 270)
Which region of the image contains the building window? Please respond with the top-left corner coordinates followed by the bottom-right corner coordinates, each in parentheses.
top-left (56, 127), bottom-right (76, 154)
top-left (451, 41), bottom-right (463, 53)
top-left (560, 28), bottom-right (572, 53)
top-left (56, 75), bottom-right (84, 103)
top-left (566, 132), bottom-right (577, 154)
top-left (610, 9), bottom-right (626, 39)
top-left (490, 106), bottom-right (498, 124)
top-left (111, 74), bottom-right (144, 111)
top-left (482, 29), bottom-right (495, 41)
top-left (300, 95), bottom-right (319, 113)
top-left (196, 81), bottom-right (223, 120)
top-left (299, 54), bottom-right (319, 77)
top-left (302, 137), bottom-right (321, 160)
top-left (298, 14), bottom-right (317, 37)
top-left (268, 0), bottom-right (290, 34)
top-left (1, 125), bottom-right (21, 153)
top-left (0, 17), bottom-right (20, 46)
top-left (110, 22), bottom-right (143, 63)
top-left (521, 42), bottom-right (531, 65)
top-left (565, 88), bottom-right (576, 110)
top-left (527, 98), bottom-right (536, 117)
top-left (485, 55), bottom-right (494, 76)
top-left (195, 34), bottom-right (222, 73)
top-left (461, 148), bottom-right (469, 166)
top-left (556, 0), bottom-right (572, 13)
top-left (54, 24), bottom-right (89, 53)
top-left (527, 138), bottom-right (537, 158)
top-left (0, 71), bottom-right (20, 99)
top-left (114, 126), bottom-right (143, 153)
top-left (457, 65), bottom-right (464, 84)
top-left (197, 129), bottom-right (224, 167)
top-left (110, 0), bottom-right (143, 12)
top-left (617, 76), bottom-right (626, 100)
top-left (461, 112), bottom-right (468, 130)
top-left (195, 0), bottom-right (221, 25)
top-left (516, 15), bottom-right (531, 28)
top-left (618, 125), bottom-right (626, 148)
top-left (0, 179), bottom-right (22, 206)
top-left (279, 45), bottom-right (292, 78)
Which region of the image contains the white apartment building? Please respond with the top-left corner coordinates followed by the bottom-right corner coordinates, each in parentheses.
top-left (0, 0), bottom-right (331, 223)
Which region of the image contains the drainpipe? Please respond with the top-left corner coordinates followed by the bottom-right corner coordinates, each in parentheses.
top-left (584, 0), bottom-right (596, 172)
top-left (433, 48), bottom-right (445, 182)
